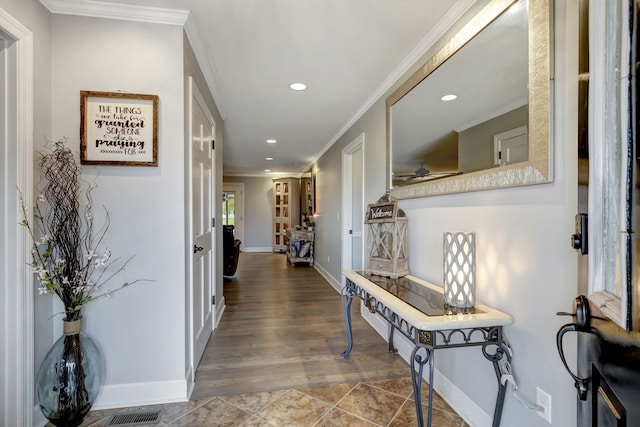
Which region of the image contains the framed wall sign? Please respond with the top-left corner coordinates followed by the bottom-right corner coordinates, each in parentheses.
top-left (80, 91), bottom-right (159, 166)
top-left (366, 202), bottom-right (397, 223)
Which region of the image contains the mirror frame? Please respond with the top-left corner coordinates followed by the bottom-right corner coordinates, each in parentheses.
top-left (387, 0), bottom-right (553, 199)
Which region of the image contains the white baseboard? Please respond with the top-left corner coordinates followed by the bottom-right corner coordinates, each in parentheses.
top-left (313, 263), bottom-right (341, 293)
top-left (92, 379), bottom-right (188, 410)
top-left (241, 246), bottom-right (272, 253)
top-left (360, 306), bottom-right (491, 427)
top-left (33, 405), bottom-right (47, 427)
top-left (215, 296), bottom-right (226, 327)
top-left (185, 366), bottom-right (195, 400)
top-left (435, 370), bottom-right (492, 427)
top-left (32, 381), bottom-right (189, 425)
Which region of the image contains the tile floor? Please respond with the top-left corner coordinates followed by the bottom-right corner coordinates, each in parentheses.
top-left (58, 377), bottom-right (469, 426)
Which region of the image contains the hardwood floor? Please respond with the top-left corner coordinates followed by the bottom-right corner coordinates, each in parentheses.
top-left (192, 252), bottom-right (412, 398)
top-left (59, 251), bottom-right (469, 426)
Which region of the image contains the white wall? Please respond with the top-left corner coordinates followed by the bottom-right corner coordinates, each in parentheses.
top-left (50, 14), bottom-right (188, 407)
top-left (314, 100), bottom-right (388, 279)
top-left (224, 176), bottom-right (274, 251)
top-left (313, 1), bottom-right (579, 426)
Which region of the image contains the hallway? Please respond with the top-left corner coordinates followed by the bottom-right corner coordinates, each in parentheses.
top-left (48, 252), bottom-right (468, 426)
top-left (193, 252), bottom-right (410, 397)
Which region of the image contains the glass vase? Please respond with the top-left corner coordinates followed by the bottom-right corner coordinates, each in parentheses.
top-left (36, 318), bottom-right (105, 427)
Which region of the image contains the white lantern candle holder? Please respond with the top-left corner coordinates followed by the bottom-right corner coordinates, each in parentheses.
top-left (443, 231), bottom-right (476, 310)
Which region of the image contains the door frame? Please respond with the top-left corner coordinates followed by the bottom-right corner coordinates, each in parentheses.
top-left (0, 9), bottom-right (34, 427)
top-left (586, 0), bottom-right (635, 330)
top-left (341, 133), bottom-right (365, 283)
top-left (184, 76), bottom-right (216, 394)
top-left (223, 182), bottom-right (245, 250)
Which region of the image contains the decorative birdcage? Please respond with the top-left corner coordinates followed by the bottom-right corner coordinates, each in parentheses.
top-left (365, 192), bottom-right (409, 278)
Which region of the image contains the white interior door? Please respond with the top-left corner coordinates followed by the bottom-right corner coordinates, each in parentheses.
top-left (187, 78), bottom-right (215, 374)
top-left (493, 125), bottom-right (528, 166)
top-left (342, 133), bottom-right (365, 277)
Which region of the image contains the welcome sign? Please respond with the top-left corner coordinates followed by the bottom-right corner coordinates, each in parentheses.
top-left (366, 201), bottom-right (397, 223)
top-left (80, 91), bottom-right (158, 166)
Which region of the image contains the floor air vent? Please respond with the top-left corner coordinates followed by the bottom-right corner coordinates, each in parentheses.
top-left (106, 409), bottom-right (164, 426)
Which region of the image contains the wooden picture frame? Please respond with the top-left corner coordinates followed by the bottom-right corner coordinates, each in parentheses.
top-left (80, 91), bottom-right (159, 166)
top-left (365, 201), bottom-right (397, 223)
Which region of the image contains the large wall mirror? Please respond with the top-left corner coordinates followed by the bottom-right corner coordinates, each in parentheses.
top-left (387, 0), bottom-right (553, 199)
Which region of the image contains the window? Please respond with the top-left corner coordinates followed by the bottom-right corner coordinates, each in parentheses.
top-left (222, 192), bottom-right (235, 226)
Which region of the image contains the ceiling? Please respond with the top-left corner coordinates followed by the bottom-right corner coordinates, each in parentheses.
top-left (41, 0), bottom-right (472, 176)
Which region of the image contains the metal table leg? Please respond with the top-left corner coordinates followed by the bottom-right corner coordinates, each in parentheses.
top-left (341, 286), bottom-right (355, 358)
top-left (410, 345), bottom-right (433, 427)
top-left (491, 365), bottom-right (509, 427)
top-left (481, 330), bottom-right (512, 427)
top-left (340, 277), bottom-right (512, 427)
top-left (388, 323), bottom-right (398, 354)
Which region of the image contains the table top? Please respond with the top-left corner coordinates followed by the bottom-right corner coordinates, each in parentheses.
top-left (287, 228), bottom-right (315, 236)
top-left (343, 270), bottom-right (513, 331)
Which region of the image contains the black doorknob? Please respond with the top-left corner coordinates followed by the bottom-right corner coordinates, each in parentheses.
top-left (556, 295), bottom-right (591, 330)
top-left (556, 295), bottom-right (600, 401)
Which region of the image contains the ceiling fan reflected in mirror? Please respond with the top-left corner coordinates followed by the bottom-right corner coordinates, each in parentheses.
top-left (394, 162), bottom-right (460, 181)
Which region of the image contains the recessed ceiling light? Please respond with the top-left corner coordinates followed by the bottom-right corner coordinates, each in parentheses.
top-left (440, 94), bottom-right (457, 101)
top-left (266, 157), bottom-right (273, 161)
top-left (266, 139), bottom-right (277, 144)
top-left (264, 169), bottom-right (271, 172)
top-left (289, 82), bottom-right (307, 91)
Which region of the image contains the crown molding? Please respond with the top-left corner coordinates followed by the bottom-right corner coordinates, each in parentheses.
top-left (38, 0), bottom-right (225, 118)
top-left (38, 0), bottom-right (188, 26)
top-left (313, 0), bottom-right (476, 165)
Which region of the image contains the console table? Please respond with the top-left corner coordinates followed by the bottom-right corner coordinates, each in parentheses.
top-left (286, 229), bottom-right (314, 266)
top-left (341, 270), bottom-right (513, 427)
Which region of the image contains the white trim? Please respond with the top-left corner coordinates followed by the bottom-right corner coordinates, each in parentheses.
top-left (92, 380), bottom-right (188, 410)
top-left (37, 0), bottom-right (228, 125)
top-left (215, 295), bottom-right (226, 328)
top-left (38, 0), bottom-right (188, 25)
top-left (313, 262), bottom-right (341, 293)
top-left (184, 76), bottom-right (195, 396)
top-left (310, 0), bottom-right (476, 166)
top-left (493, 125), bottom-right (528, 166)
top-left (0, 8), bottom-right (33, 427)
top-left (454, 98), bottom-right (528, 133)
top-left (185, 76), bottom-right (217, 383)
top-left (223, 182), bottom-right (245, 250)
top-left (341, 133), bottom-right (365, 286)
top-left (185, 366), bottom-right (195, 400)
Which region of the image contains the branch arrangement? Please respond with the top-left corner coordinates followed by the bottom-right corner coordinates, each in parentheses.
top-left (20, 139), bottom-right (149, 321)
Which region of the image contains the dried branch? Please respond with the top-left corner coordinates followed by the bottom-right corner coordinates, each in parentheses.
top-left (19, 139), bottom-right (153, 320)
